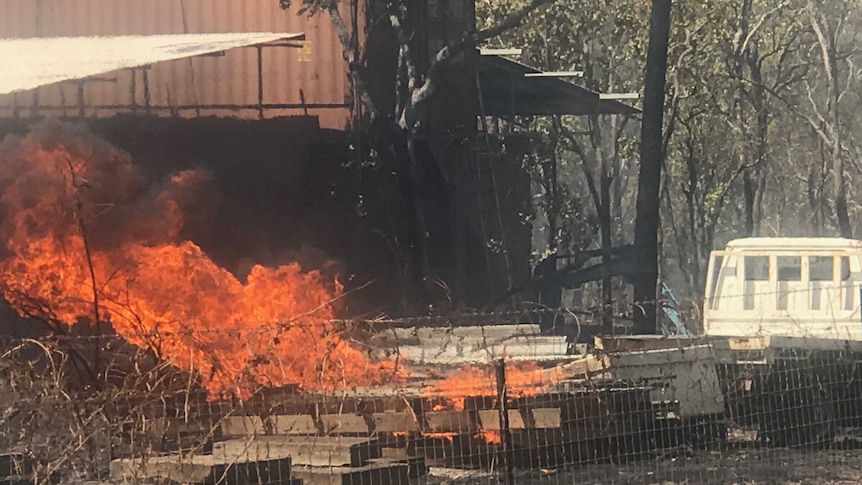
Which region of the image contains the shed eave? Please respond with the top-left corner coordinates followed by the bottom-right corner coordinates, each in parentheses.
top-left (0, 32), bottom-right (304, 96)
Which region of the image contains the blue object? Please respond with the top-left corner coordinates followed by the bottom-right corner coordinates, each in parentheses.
top-left (659, 282), bottom-right (689, 336)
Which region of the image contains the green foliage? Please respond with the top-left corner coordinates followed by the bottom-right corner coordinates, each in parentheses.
top-left (480, 0), bottom-right (862, 299)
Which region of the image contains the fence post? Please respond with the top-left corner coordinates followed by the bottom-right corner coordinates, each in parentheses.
top-left (495, 358), bottom-right (515, 485)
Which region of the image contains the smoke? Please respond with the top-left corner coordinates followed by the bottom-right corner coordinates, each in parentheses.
top-left (0, 119), bottom-right (219, 255)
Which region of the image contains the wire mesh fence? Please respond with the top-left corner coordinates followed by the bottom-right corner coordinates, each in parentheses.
top-left (7, 322), bottom-right (862, 485)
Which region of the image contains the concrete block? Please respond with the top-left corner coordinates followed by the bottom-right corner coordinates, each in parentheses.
top-left (213, 437), bottom-right (381, 467)
top-left (423, 411), bottom-right (475, 433)
top-left (371, 412), bottom-right (420, 433)
top-left (110, 455), bottom-right (217, 483)
top-left (608, 345), bottom-right (726, 418)
top-left (211, 456), bottom-right (293, 485)
top-left (380, 447), bottom-right (408, 459)
top-left (365, 456), bottom-right (427, 478)
top-left (530, 408), bottom-right (562, 428)
top-left (269, 415), bottom-right (318, 435)
top-left (148, 417), bottom-right (213, 435)
top-left (318, 414), bottom-right (370, 435)
top-left (221, 416), bottom-right (265, 436)
top-left (476, 410), bottom-right (525, 430)
top-left (290, 463), bottom-right (408, 485)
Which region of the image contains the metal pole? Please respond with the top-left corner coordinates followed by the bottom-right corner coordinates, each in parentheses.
top-left (257, 46), bottom-right (264, 119)
top-left (130, 68), bottom-right (138, 114)
top-left (142, 68), bottom-right (151, 115)
top-left (75, 83), bottom-right (84, 118)
top-left (495, 358), bottom-right (515, 485)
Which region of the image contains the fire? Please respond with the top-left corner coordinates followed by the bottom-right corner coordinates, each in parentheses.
top-left (422, 362), bottom-right (565, 410)
top-left (423, 432), bottom-right (456, 442)
top-left (475, 430), bottom-right (501, 444)
top-left (0, 121), bottom-right (400, 397)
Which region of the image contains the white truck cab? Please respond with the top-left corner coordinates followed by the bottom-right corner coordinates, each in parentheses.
top-left (703, 237), bottom-right (862, 340)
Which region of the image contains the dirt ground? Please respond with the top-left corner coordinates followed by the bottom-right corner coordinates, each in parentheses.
top-left (426, 447), bottom-right (862, 485)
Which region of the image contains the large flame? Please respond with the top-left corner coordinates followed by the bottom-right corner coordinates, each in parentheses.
top-left (0, 121), bottom-right (399, 397)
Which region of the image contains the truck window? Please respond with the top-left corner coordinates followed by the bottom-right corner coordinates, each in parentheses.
top-left (809, 256), bottom-right (834, 281)
top-left (744, 256), bottom-right (769, 310)
top-left (777, 256), bottom-right (801, 281)
top-left (744, 256), bottom-right (769, 281)
top-left (776, 256), bottom-right (800, 310)
top-left (809, 256), bottom-right (833, 310)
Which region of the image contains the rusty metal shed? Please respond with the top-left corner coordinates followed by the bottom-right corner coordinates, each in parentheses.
top-left (0, 0), bottom-right (353, 128)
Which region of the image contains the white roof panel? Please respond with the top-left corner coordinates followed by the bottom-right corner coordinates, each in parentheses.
top-left (0, 32), bottom-right (303, 96)
top-left (724, 237), bottom-right (862, 250)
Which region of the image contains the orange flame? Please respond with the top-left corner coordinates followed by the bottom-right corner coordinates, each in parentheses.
top-left (423, 432), bottom-right (456, 442)
top-left (422, 362), bottom-right (564, 410)
top-left (475, 430), bottom-right (501, 444)
top-left (0, 121), bottom-right (401, 398)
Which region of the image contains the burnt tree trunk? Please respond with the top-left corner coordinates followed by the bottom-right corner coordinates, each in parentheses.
top-left (600, 160), bottom-right (614, 332)
top-left (633, 0), bottom-right (672, 335)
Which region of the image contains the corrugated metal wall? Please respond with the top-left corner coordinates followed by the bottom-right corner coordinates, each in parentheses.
top-left (0, 0), bottom-right (352, 128)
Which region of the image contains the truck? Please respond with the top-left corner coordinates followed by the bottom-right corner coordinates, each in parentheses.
top-left (599, 237), bottom-right (862, 447)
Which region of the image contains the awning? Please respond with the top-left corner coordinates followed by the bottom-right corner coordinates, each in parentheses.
top-left (0, 32), bottom-right (304, 96)
top-left (478, 54), bottom-right (640, 116)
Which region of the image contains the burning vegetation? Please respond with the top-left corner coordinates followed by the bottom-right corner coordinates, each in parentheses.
top-left (0, 120), bottom-right (401, 398)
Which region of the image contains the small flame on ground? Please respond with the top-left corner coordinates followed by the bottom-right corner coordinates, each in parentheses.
top-left (421, 362), bottom-right (565, 410)
top-left (475, 429), bottom-right (502, 444)
top-left (424, 432), bottom-right (456, 442)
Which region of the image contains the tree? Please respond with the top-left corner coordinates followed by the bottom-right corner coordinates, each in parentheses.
top-left (802, 0), bottom-right (855, 238)
top-left (632, 0), bottom-right (672, 334)
top-left (279, 0), bottom-right (556, 311)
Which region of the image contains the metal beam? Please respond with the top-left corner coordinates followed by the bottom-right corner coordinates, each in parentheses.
top-left (479, 48), bottom-right (523, 56)
top-left (599, 92), bottom-right (640, 100)
top-left (524, 71), bottom-right (584, 78)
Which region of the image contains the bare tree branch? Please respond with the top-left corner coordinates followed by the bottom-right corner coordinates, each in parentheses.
top-left (410, 0), bottom-right (556, 111)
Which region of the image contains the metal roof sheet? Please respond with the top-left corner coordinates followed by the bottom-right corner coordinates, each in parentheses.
top-left (478, 54), bottom-right (640, 116)
top-left (0, 32), bottom-right (303, 96)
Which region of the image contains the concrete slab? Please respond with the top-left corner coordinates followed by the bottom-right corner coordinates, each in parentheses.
top-left (529, 408), bottom-right (562, 428)
top-left (608, 345), bottom-right (725, 418)
top-left (149, 417), bottom-right (213, 435)
top-left (212, 437), bottom-right (381, 467)
top-left (269, 415), bottom-right (318, 435)
top-left (221, 416), bottom-right (266, 436)
top-left (476, 410), bottom-right (525, 430)
top-left (391, 336), bottom-right (570, 364)
top-left (366, 456), bottom-right (428, 478)
top-left (110, 455), bottom-right (218, 483)
top-left (380, 447), bottom-right (408, 460)
top-left (109, 454), bottom-right (292, 485)
top-left (211, 455), bottom-right (293, 485)
top-left (423, 411), bottom-right (475, 433)
top-left (319, 414), bottom-right (370, 435)
top-left (371, 412), bottom-right (420, 433)
top-left (290, 463), bottom-right (409, 485)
